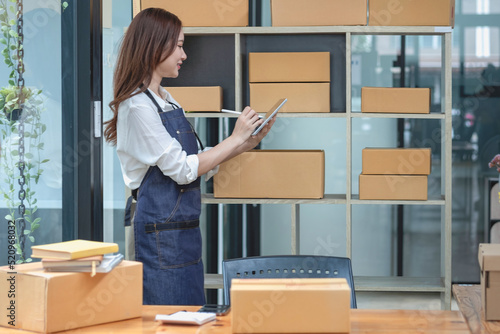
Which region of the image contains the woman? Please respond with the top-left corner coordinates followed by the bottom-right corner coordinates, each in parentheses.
top-left (104, 8), bottom-right (274, 305)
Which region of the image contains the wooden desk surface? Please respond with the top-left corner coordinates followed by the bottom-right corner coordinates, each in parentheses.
top-left (2, 305), bottom-right (471, 334)
top-left (452, 284), bottom-right (500, 334)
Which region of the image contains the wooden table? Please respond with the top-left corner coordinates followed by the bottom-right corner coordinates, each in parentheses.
top-left (1, 305), bottom-right (471, 333)
top-left (453, 284), bottom-right (500, 334)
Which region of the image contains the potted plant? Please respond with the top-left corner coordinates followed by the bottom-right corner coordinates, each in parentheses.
top-left (0, 0), bottom-right (49, 263)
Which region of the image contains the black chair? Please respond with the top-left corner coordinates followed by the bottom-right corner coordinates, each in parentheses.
top-left (222, 255), bottom-right (357, 308)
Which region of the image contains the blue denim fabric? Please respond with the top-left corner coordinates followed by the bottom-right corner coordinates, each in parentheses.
top-left (133, 94), bottom-right (205, 306)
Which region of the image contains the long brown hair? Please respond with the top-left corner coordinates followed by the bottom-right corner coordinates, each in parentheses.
top-left (104, 8), bottom-right (182, 145)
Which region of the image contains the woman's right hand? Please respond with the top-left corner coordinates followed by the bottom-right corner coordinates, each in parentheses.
top-left (230, 106), bottom-right (263, 145)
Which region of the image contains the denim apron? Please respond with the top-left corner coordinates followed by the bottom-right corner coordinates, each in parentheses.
top-left (133, 89), bottom-right (205, 305)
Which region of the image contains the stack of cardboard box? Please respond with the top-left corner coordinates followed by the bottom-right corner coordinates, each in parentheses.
top-left (136, 0), bottom-right (455, 28)
top-left (359, 148), bottom-right (431, 200)
top-left (249, 52), bottom-right (331, 113)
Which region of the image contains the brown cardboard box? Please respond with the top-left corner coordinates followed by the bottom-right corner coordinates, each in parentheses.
top-left (250, 83), bottom-right (330, 113)
top-left (231, 278), bottom-right (350, 333)
top-left (361, 87), bottom-right (431, 114)
top-left (271, 0), bottom-right (367, 26)
top-left (166, 86), bottom-right (223, 112)
top-left (478, 243), bottom-right (500, 320)
top-left (359, 174), bottom-right (428, 200)
top-left (249, 52), bottom-right (330, 83)
top-left (139, 0), bottom-right (249, 27)
top-left (369, 0), bottom-right (455, 27)
top-left (214, 150), bottom-right (324, 199)
top-left (362, 148), bottom-right (432, 175)
top-left (0, 261), bottom-right (142, 333)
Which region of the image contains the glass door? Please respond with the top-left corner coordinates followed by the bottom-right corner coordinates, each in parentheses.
top-left (0, 1), bottom-right (65, 264)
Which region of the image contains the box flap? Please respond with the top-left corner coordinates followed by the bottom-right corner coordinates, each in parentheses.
top-left (478, 243), bottom-right (500, 271)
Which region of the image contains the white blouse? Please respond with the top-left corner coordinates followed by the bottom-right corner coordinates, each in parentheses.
top-left (116, 87), bottom-right (208, 190)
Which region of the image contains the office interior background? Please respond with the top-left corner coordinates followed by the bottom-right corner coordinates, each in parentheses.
top-left (0, 0), bottom-right (499, 306)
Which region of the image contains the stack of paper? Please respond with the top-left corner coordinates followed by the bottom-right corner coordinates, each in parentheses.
top-left (31, 239), bottom-right (122, 276)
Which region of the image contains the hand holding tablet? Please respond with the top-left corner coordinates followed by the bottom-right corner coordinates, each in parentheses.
top-left (251, 98), bottom-right (287, 136)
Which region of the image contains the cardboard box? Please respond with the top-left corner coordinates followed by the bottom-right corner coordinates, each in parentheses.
top-left (249, 52), bottom-right (330, 83)
top-left (369, 0), bottom-right (455, 27)
top-left (478, 243), bottom-right (500, 320)
top-left (166, 86), bottom-right (223, 112)
top-left (271, 0), bottom-right (367, 26)
top-left (362, 148), bottom-right (432, 175)
top-left (359, 174), bottom-right (428, 200)
top-left (214, 150), bottom-right (324, 199)
top-left (250, 83), bottom-right (330, 113)
top-left (139, 0), bottom-right (249, 27)
top-left (361, 87), bottom-right (431, 114)
top-left (231, 278), bottom-right (350, 333)
top-left (0, 261), bottom-right (142, 333)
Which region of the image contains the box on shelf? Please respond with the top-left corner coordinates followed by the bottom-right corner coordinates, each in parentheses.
top-left (231, 278), bottom-right (350, 333)
top-left (165, 86), bottom-right (223, 112)
top-left (369, 0), bottom-right (455, 27)
top-left (361, 87), bottom-right (431, 114)
top-left (362, 148), bottom-right (432, 175)
top-left (250, 83), bottom-right (330, 113)
top-left (478, 243), bottom-right (500, 320)
top-left (249, 52), bottom-right (330, 83)
top-left (0, 261), bottom-right (142, 333)
top-left (138, 0), bottom-right (249, 27)
top-left (271, 0), bottom-right (367, 26)
top-left (359, 174), bottom-right (428, 200)
top-left (214, 150), bottom-right (324, 199)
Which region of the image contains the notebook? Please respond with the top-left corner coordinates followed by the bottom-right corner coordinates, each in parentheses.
top-left (31, 239), bottom-right (119, 260)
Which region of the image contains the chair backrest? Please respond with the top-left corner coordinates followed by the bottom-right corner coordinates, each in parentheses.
top-left (222, 255), bottom-right (357, 308)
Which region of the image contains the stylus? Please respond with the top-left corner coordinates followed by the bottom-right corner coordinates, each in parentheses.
top-left (221, 109), bottom-right (263, 118)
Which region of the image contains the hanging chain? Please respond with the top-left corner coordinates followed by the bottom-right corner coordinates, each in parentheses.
top-left (16, 0), bottom-right (26, 259)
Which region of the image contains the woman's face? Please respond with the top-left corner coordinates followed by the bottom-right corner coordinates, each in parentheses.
top-left (155, 31), bottom-right (187, 79)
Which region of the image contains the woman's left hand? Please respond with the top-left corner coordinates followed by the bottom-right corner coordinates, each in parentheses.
top-left (230, 106), bottom-right (263, 145)
top-left (241, 115), bottom-right (277, 151)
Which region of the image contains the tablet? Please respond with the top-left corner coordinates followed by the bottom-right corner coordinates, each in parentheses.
top-left (252, 98), bottom-right (287, 136)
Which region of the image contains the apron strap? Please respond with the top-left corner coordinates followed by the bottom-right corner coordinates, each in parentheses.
top-left (143, 89), bottom-right (205, 151)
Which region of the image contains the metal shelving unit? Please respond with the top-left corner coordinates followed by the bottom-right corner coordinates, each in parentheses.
top-left (182, 26), bottom-right (453, 309)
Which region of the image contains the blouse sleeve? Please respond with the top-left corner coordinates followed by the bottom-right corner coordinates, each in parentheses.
top-left (122, 103), bottom-right (199, 185)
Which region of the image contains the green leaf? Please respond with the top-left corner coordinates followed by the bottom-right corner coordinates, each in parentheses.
top-left (23, 229), bottom-right (30, 235)
top-left (11, 149), bottom-right (18, 156)
top-left (33, 217), bottom-right (41, 224)
top-left (25, 152), bottom-right (33, 159)
top-left (5, 214), bottom-right (13, 220)
top-left (0, 38), bottom-right (6, 44)
top-left (15, 259), bottom-right (23, 264)
top-left (26, 256), bottom-right (33, 262)
top-left (41, 159), bottom-right (49, 164)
